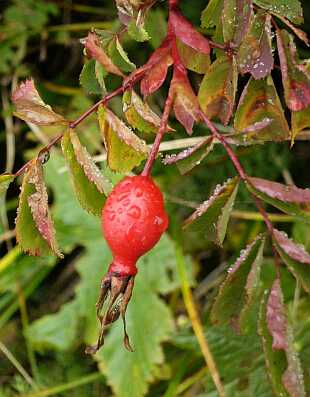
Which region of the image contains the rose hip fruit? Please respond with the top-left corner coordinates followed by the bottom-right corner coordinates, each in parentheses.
top-left (85, 175), bottom-right (168, 354)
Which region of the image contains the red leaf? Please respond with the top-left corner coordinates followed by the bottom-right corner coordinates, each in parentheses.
top-left (84, 32), bottom-right (124, 77)
top-left (170, 9), bottom-right (210, 54)
top-left (266, 279), bottom-right (288, 350)
top-left (249, 177), bottom-right (310, 203)
top-left (140, 39), bottom-right (173, 97)
top-left (273, 229), bottom-right (310, 264)
top-left (276, 29), bottom-right (310, 111)
top-left (170, 66), bottom-right (201, 134)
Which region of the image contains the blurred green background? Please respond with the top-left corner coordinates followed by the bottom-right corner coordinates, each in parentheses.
top-left (1, 1), bottom-right (310, 396)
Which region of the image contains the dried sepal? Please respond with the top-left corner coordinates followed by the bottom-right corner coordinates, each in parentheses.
top-left (12, 79), bottom-right (67, 126)
top-left (15, 159), bottom-right (62, 257)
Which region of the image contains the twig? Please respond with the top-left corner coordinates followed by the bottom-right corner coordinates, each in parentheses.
top-left (0, 341), bottom-right (36, 389)
top-left (175, 242), bottom-right (226, 397)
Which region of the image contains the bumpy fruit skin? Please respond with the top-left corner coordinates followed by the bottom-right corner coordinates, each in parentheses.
top-left (102, 175), bottom-right (169, 276)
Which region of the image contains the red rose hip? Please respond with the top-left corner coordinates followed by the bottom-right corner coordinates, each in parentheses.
top-left (102, 175), bottom-right (169, 276)
top-left (86, 175), bottom-right (168, 354)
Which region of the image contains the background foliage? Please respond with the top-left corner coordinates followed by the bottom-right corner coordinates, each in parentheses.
top-left (1, 0), bottom-right (310, 396)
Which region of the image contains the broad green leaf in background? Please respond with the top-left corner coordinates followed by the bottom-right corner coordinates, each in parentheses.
top-left (211, 234), bottom-right (265, 329)
top-left (15, 160), bottom-right (62, 257)
top-left (0, 174), bottom-right (14, 198)
top-left (259, 279), bottom-right (305, 397)
top-left (234, 76), bottom-right (290, 143)
top-left (61, 129), bottom-right (109, 217)
top-left (183, 177), bottom-right (239, 246)
top-left (123, 90), bottom-right (162, 135)
top-left (254, 0), bottom-right (303, 25)
top-left (79, 59), bottom-right (104, 95)
top-left (198, 55), bottom-right (238, 126)
top-left (276, 29), bottom-right (310, 112)
top-left (237, 11), bottom-right (274, 79)
top-left (12, 79), bottom-right (67, 126)
top-left (273, 229), bottom-right (310, 293)
top-left (201, 0), bottom-right (224, 30)
top-left (98, 105), bottom-right (149, 172)
top-left (247, 177), bottom-right (310, 224)
top-left (163, 136), bottom-right (214, 175)
top-left (222, 0), bottom-right (252, 46)
top-left (176, 39), bottom-right (210, 74)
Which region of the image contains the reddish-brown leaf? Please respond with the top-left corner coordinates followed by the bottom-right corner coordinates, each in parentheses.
top-left (237, 11), bottom-right (274, 79)
top-left (266, 279), bottom-right (287, 350)
top-left (275, 14), bottom-right (309, 47)
top-left (249, 177), bottom-right (310, 203)
top-left (12, 79), bottom-right (67, 126)
top-left (273, 229), bottom-right (310, 265)
top-left (140, 38), bottom-right (173, 97)
top-left (276, 29), bottom-right (310, 111)
top-left (84, 32), bottom-right (124, 77)
top-left (222, 0), bottom-right (252, 46)
top-left (170, 65), bottom-right (201, 134)
top-left (170, 9), bottom-right (210, 54)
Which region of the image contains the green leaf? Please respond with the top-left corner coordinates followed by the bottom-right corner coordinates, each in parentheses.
top-left (128, 20), bottom-right (150, 42)
top-left (254, 0), bottom-right (303, 25)
top-left (163, 137), bottom-right (214, 175)
top-left (276, 29), bottom-right (310, 112)
top-left (123, 90), bottom-right (162, 135)
top-left (0, 174), bottom-right (14, 198)
top-left (246, 177), bottom-right (310, 224)
top-left (176, 39), bottom-right (210, 74)
top-left (12, 79), bottom-right (67, 126)
top-left (98, 105), bottom-right (149, 173)
top-left (222, 0), bottom-right (252, 46)
top-left (201, 0), bottom-right (224, 30)
top-left (183, 177), bottom-right (239, 246)
top-left (211, 234), bottom-right (265, 329)
top-left (79, 59), bottom-right (103, 95)
top-left (26, 302), bottom-right (79, 351)
top-left (273, 229), bottom-right (310, 293)
top-left (258, 279), bottom-right (305, 397)
top-left (95, 61), bottom-right (107, 93)
top-left (234, 76), bottom-right (290, 143)
top-left (15, 160), bottom-right (61, 257)
top-left (107, 38), bottom-right (136, 73)
top-left (198, 55), bottom-right (238, 125)
top-left (61, 129), bottom-right (109, 216)
top-left (237, 11), bottom-right (274, 79)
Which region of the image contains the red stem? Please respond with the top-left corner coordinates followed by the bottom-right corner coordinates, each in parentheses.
top-left (142, 89), bottom-right (174, 176)
top-left (199, 111), bottom-right (275, 235)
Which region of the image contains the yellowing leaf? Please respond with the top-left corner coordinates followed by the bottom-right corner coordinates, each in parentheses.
top-left (15, 160), bottom-right (62, 257)
top-left (12, 79), bottom-right (67, 126)
top-left (176, 38), bottom-right (210, 74)
top-left (234, 76), bottom-right (290, 143)
top-left (198, 55), bottom-right (238, 125)
top-left (61, 130), bottom-right (109, 217)
top-left (98, 105), bottom-right (149, 172)
top-left (0, 174), bottom-right (14, 198)
top-left (123, 90), bottom-right (162, 134)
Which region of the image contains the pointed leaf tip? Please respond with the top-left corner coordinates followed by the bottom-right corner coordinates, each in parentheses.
top-left (12, 79), bottom-right (67, 126)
